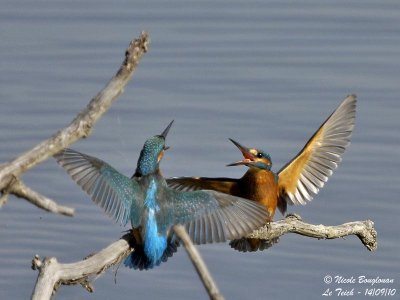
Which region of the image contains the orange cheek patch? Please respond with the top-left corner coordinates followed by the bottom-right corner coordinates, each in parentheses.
top-left (157, 151), bottom-right (164, 162)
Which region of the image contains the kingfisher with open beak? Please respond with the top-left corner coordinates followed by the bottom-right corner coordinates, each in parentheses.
top-left (54, 121), bottom-right (269, 269)
top-left (167, 95), bottom-right (357, 252)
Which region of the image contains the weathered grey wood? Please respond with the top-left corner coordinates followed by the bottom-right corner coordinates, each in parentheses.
top-left (31, 216), bottom-right (377, 300)
top-left (31, 229), bottom-right (225, 300)
top-left (31, 235), bottom-right (132, 300)
top-left (0, 32), bottom-right (150, 215)
top-left (174, 225), bottom-right (225, 300)
top-left (9, 178), bottom-right (74, 216)
top-left (249, 214), bottom-right (377, 251)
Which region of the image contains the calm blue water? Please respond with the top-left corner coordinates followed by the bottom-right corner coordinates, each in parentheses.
top-left (1, 1), bottom-right (399, 299)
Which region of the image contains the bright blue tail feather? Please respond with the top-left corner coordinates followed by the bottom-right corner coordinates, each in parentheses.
top-left (124, 237), bottom-right (180, 270)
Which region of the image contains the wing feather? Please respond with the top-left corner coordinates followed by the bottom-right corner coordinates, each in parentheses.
top-left (167, 177), bottom-right (238, 194)
top-left (54, 148), bottom-right (142, 226)
top-left (277, 95), bottom-right (356, 212)
top-left (162, 189), bottom-right (269, 244)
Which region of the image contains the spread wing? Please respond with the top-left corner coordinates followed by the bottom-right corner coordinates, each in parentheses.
top-left (277, 95), bottom-right (356, 214)
top-left (159, 188), bottom-right (269, 244)
top-left (54, 148), bottom-right (143, 227)
top-left (167, 177), bottom-right (238, 194)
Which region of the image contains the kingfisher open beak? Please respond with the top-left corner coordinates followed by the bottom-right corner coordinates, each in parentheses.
top-left (226, 138), bottom-right (256, 167)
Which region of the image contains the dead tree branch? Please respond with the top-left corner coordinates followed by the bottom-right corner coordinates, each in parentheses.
top-left (0, 32), bottom-right (150, 215)
top-left (249, 214), bottom-right (377, 251)
top-left (8, 178), bottom-right (74, 216)
top-left (31, 234), bottom-right (133, 300)
top-left (31, 216), bottom-right (377, 300)
top-left (173, 225), bottom-right (225, 300)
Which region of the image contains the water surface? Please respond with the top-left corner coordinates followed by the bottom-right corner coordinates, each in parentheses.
top-left (0, 1), bottom-right (399, 299)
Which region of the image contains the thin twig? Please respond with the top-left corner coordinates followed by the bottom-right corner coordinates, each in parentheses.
top-left (0, 192), bottom-right (8, 208)
top-left (9, 178), bottom-right (74, 216)
top-left (174, 225), bottom-right (225, 300)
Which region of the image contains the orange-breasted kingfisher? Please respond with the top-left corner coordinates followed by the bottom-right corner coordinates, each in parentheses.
top-left (167, 95), bottom-right (356, 252)
top-left (54, 121), bottom-right (269, 269)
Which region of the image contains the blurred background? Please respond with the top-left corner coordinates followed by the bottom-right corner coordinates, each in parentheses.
top-left (0, 1), bottom-right (399, 299)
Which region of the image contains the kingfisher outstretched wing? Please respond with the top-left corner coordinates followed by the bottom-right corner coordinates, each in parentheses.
top-left (55, 149), bottom-right (268, 239)
top-left (54, 148), bottom-right (143, 227)
top-left (159, 188), bottom-right (269, 244)
top-left (167, 177), bottom-right (239, 193)
top-left (277, 94), bottom-right (356, 214)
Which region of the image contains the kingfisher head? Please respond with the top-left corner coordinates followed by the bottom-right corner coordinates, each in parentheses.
top-left (135, 120), bottom-right (173, 176)
top-left (226, 138), bottom-right (272, 171)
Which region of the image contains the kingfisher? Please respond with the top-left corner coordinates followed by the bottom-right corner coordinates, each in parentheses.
top-left (54, 121), bottom-right (269, 269)
top-left (167, 95), bottom-right (357, 252)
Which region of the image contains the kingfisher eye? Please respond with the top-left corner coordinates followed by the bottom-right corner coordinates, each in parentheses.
top-left (257, 153), bottom-right (263, 158)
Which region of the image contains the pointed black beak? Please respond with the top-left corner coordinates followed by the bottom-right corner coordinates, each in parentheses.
top-left (160, 120), bottom-right (174, 139)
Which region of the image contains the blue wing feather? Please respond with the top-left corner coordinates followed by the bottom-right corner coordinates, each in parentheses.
top-left (54, 148), bottom-right (143, 227)
top-left (160, 188), bottom-right (269, 244)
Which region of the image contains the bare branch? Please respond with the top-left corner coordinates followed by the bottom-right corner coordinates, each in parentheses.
top-left (0, 192), bottom-right (8, 208)
top-left (31, 234), bottom-right (133, 300)
top-left (249, 214), bottom-right (377, 251)
top-left (31, 228), bottom-right (224, 300)
top-left (31, 216), bottom-right (376, 299)
top-left (174, 225), bottom-right (225, 300)
top-left (9, 178), bottom-right (74, 216)
top-left (0, 32), bottom-right (150, 213)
